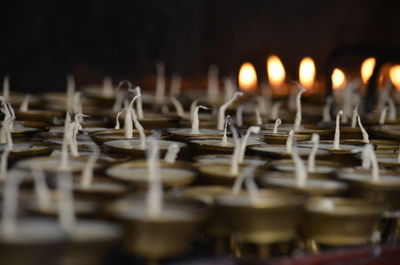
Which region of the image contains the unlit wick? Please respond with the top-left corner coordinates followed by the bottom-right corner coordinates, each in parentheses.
top-left (221, 115), bottom-right (231, 146)
top-left (294, 87), bottom-right (306, 131)
top-left (217, 92), bottom-right (243, 130)
top-left (80, 145), bottom-right (100, 189)
top-left (155, 62), bottom-right (166, 104)
top-left (286, 129), bottom-right (295, 154)
top-left (238, 126), bottom-right (260, 162)
top-left (191, 105), bottom-right (209, 134)
top-left (170, 96), bottom-right (185, 117)
top-left (272, 118), bottom-right (282, 134)
top-left (307, 133), bottom-right (320, 173)
top-left (291, 146), bottom-right (308, 188)
top-left (164, 143), bottom-right (180, 164)
top-left (19, 95), bottom-right (30, 112)
top-left (230, 125), bottom-right (241, 175)
top-left (31, 163), bottom-right (51, 210)
top-left (236, 105), bottom-right (243, 127)
top-left (270, 101), bottom-right (282, 120)
top-left (322, 96), bottom-right (332, 122)
top-left (170, 74), bottom-right (181, 97)
top-left (332, 110), bottom-right (344, 150)
top-left (146, 140), bottom-right (163, 218)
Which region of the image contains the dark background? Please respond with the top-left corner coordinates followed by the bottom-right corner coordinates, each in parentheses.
top-left (0, 0), bottom-right (399, 91)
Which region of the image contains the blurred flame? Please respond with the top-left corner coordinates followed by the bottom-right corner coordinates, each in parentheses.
top-left (389, 65), bottom-right (400, 91)
top-left (299, 57), bottom-right (316, 90)
top-left (239, 62), bottom-right (257, 92)
top-left (267, 55), bottom-right (286, 87)
top-left (332, 68), bottom-right (346, 90)
top-left (361, 57), bottom-right (376, 84)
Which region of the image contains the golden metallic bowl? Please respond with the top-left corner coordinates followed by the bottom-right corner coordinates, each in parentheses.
top-left (106, 160), bottom-right (196, 188)
top-left (302, 197), bottom-right (384, 246)
top-left (216, 189), bottom-right (305, 244)
top-left (336, 168), bottom-right (400, 211)
top-left (88, 128), bottom-right (154, 145)
top-left (107, 196), bottom-right (207, 260)
top-left (0, 218), bottom-right (67, 265)
top-left (259, 171), bottom-right (348, 196)
top-left (15, 110), bottom-right (62, 124)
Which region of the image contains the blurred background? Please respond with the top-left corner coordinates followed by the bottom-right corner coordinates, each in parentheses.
top-left (0, 0), bottom-right (399, 91)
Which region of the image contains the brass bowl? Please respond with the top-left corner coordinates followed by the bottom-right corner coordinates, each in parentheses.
top-left (369, 125), bottom-right (400, 140)
top-left (195, 163), bottom-right (263, 186)
top-left (73, 179), bottom-right (130, 202)
top-left (268, 159), bottom-right (342, 179)
top-left (188, 137), bottom-right (264, 156)
top-left (193, 154), bottom-right (267, 167)
top-left (15, 110), bottom-right (62, 124)
top-left (88, 128), bottom-right (154, 145)
top-left (261, 131), bottom-right (311, 145)
top-left (107, 196), bottom-right (207, 260)
top-left (259, 171), bottom-right (348, 196)
top-left (0, 218), bottom-right (67, 265)
top-left (166, 128), bottom-right (225, 141)
top-left (106, 160), bottom-right (196, 188)
top-left (113, 112), bottom-right (181, 129)
top-left (248, 144), bottom-right (330, 159)
top-left (6, 121), bottom-right (50, 138)
top-left (103, 139), bottom-right (188, 159)
top-left (302, 197), bottom-right (384, 246)
top-left (336, 168), bottom-right (400, 211)
top-left (0, 141), bottom-right (55, 162)
top-left (60, 220), bottom-right (121, 265)
top-left (343, 139), bottom-right (399, 151)
top-left (216, 189), bottom-right (304, 244)
top-left (178, 186), bottom-right (231, 238)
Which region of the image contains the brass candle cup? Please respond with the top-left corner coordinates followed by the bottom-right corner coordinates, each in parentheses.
top-left (103, 139), bottom-right (188, 159)
top-left (268, 159), bottom-right (343, 179)
top-left (248, 144), bottom-right (330, 160)
top-left (195, 163), bottom-right (263, 186)
top-left (6, 121), bottom-right (50, 138)
top-left (369, 124), bottom-right (400, 140)
top-left (215, 189), bottom-right (304, 245)
top-left (259, 171), bottom-right (348, 196)
top-left (0, 141), bottom-right (55, 163)
top-left (166, 128), bottom-right (225, 141)
top-left (193, 154), bottom-right (267, 167)
top-left (336, 168), bottom-right (400, 212)
top-left (343, 139), bottom-right (400, 151)
top-left (106, 160), bottom-right (196, 189)
top-left (0, 218), bottom-right (67, 265)
top-left (88, 128), bottom-right (154, 145)
top-left (260, 131), bottom-right (311, 145)
top-left (302, 197), bottom-right (384, 247)
top-left (60, 220), bottom-right (121, 265)
top-left (188, 137), bottom-right (264, 156)
top-left (112, 112), bottom-right (181, 129)
top-left (15, 109), bottom-right (62, 124)
top-left (107, 196), bottom-right (207, 261)
top-left (73, 179), bottom-right (130, 202)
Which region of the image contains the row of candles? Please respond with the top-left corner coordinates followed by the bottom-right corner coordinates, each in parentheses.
top-left (237, 55), bottom-right (400, 95)
top-left (0, 56), bottom-right (399, 265)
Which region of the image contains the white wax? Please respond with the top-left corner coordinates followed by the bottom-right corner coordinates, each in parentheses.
top-left (196, 156), bottom-right (265, 166)
top-left (107, 167), bottom-right (195, 182)
top-left (274, 164), bottom-right (335, 174)
top-left (0, 219), bottom-right (65, 243)
top-left (251, 146), bottom-right (330, 156)
top-left (339, 172), bottom-right (400, 184)
top-left (170, 128), bottom-right (223, 136)
top-left (114, 204), bottom-right (196, 221)
top-left (17, 157), bottom-right (87, 172)
top-left (104, 139), bottom-right (186, 150)
top-left (266, 177), bottom-right (345, 190)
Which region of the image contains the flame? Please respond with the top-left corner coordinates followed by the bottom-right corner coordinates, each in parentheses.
top-left (299, 57), bottom-right (316, 90)
top-left (389, 65), bottom-right (400, 90)
top-left (331, 68), bottom-right (346, 90)
top-left (267, 55), bottom-right (286, 87)
top-left (238, 62), bottom-right (257, 92)
top-left (361, 57), bottom-right (376, 84)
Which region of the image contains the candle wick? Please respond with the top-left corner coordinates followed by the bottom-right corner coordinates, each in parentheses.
top-left (286, 130), bottom-right (295, 154)
top-left (235, 105), bottom-right (243, 127)
top-left (351, 105), bottom-right (358, 128)
top-left (19, 95), bottom-right (30, 112)
top-left (255, 106), bottom-right (263, 126)
top-left (31, 163), bottom-right (51, 210)
top-left (221, 115), bottom-right (231, 146)
top-left (270, 101), bottom-right (282, 120)
top-left (2, 75), bottom-right (9, 101)
top-left (387, 97), bottom-right (397, 121)
top-left (307, 133), bottom-right (319, 173)
top-left (333, 110), bottom-right (343, 150)
top-left (223, 77), bottom-right (236, 102)
top-left (238, 126), bottom-right (260, 162)
top-left (146, 140), bottom-right (163, 218)
top-left (322, 96), bottom-right (332, 122)
top-left (291, 145), bottom-right (308, 188)
top-left (217, 92), bottom-right (243, 130)
top-left (207, 65), bottom-right (219, 102)
top-left (102, 76), bottom-right (113, 97)
top-left (170, 96), bottom-right (185, 117)
top-left (231, 164), bottom-right (257, 196)
top-left (379, 106), bottom-right (388, 125)
top-left (164, 143), bottom-right (180, 164)
top-left (357, 113), bottom-right (369, 143)
top-left (230, 124), bottom-right (240, 175)
top-left (1, 170), bottom-right (22, 238)
top-left (57, 171), bottom-right (76, 233)
top-left (170, 74), bottom-right (181, 97)
top-left (155, 62), bottom-right (166, 105)
top-left (273, 118), bottom-right (282, 134)
top-left (294, 86), bottom-right (306, 132)
top-left (66, 75), bottom-right (75, 110)
top-left (81, 145), bottom-right (100, 189)
top-left (191, 105), bottom-right (208, 134)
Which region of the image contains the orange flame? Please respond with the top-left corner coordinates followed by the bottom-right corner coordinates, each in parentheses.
top-left (239, 62), bottom-right (257, 92)
top-left (299, 57), bottom-right (316, 90)
top-left (331, 68), bottom-right (346, 90)
top-left (389, 65), bottom-right (400, 91)
top-left (361, 57), bottom-right (376, 84)
top-left (267, 55), bottom-right (286, 88)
